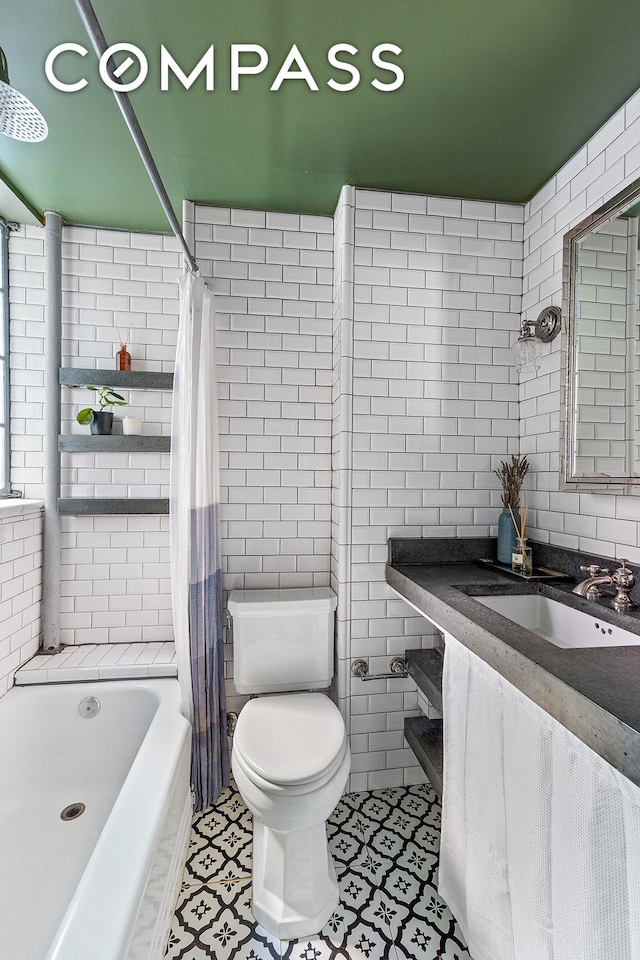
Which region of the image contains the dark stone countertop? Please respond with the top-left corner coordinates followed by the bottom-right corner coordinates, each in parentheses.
top-left (387, 542), bottom-right (640, 788)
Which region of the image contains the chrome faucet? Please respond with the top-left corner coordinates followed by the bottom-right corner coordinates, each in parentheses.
top-left (572, 564), bottom-right (610, 600)
top-left (572, 559), bottom-right (636, 610)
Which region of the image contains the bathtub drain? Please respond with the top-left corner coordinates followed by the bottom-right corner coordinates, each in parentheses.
top-left (61, 802), bottom-right (85, 821)
top-left (78, 697), bottom-right (100, 718)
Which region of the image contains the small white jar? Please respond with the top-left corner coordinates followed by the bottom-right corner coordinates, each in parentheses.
top-left (122, 416), bottom-right (143, 436)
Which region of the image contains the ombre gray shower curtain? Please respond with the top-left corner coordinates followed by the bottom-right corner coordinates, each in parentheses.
top-left (170, 270), bottom-right (229, 811)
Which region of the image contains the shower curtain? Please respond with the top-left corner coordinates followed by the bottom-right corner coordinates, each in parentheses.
top-left (439, 631), bottom-right (640, 960)
top-left (170, 270), bottom-right (229, 811)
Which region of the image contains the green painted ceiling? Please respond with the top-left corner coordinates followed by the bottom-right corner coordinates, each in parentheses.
top-left (3, 0), bottom-right (640, 230)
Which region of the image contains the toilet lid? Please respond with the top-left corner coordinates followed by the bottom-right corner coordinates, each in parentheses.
top-left (233, 693), bottom-right (347, 786)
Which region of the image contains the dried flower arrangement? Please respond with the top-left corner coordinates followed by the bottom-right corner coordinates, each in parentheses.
top-left (493, 455), bottom-right (529, 508)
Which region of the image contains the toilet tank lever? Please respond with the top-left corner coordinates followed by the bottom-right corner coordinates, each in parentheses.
top-left (351, 658), bottom-right (408, 681)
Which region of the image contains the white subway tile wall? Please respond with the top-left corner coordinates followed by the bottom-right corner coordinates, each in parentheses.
top-left (336, 188), bottom-right (524, 789)
top-left (185, 204), bottom-right (335, 719)
top-left (522, 87), bottom-right (640, 559)
top-left (0, 502), bottom-right (43, 696)
top-left (9, 225), bottom-right (181, 646)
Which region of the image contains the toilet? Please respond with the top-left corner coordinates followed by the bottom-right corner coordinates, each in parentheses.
top-left (228, 587), bottom-right (350, 941)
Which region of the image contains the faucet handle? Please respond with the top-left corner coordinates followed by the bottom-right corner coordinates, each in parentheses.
top-left (579, 564), bottom-right (609, 577)
top-left (613, 559), bottom-right (635, 584)
top-left (611, 559), bottom-right (636, 609)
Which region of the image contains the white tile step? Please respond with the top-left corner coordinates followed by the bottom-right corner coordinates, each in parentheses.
top-left (14, 641), bottom-right (177, 685)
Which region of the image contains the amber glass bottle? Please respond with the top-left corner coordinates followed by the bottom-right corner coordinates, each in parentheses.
top-left (116, 344), bottom-right (131, 371)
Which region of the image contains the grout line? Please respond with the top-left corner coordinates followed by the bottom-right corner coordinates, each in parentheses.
top-left (180, 873), bottom-right (252, 892)
top-left (207, 876), bottom-right (251, 889)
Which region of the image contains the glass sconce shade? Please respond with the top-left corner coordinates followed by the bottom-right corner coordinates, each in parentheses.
top-left (513, 334), bottom-right (541, 370)
top-left (513, 306), bottom-right (561, 374)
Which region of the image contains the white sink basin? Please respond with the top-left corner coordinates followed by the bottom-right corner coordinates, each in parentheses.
top-left (473, 593), bottom-right (640, 648)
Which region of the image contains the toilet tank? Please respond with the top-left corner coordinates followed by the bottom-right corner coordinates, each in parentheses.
top-left (228, 587), bottom-right (338, 694)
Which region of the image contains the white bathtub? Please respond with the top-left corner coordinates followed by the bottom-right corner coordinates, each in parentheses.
top-left (0, 678), bottom-right (192, 960)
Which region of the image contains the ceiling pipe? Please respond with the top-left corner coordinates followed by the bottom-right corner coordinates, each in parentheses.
top-left (73, 0), bottom-right (198, 273)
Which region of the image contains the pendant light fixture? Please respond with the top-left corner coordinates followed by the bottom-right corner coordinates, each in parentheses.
top-left (0, 46), bottom-right (48, 142)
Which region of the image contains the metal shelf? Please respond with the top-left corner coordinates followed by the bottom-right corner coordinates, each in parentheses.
top-left (59, 435), bottom-right (170, 453)
top-left (58, 498), bottom-right (169, 516)
top-left (59, 367), bottom-right (174, 390)
top-left (58, 368), bottom-right (173, 514)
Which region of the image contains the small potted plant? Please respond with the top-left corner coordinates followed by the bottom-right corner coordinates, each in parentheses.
top-left (76, 386), bottom-right (127, 435)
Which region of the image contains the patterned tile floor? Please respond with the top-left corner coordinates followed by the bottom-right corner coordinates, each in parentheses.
top-left (165, 782), bottom-right (471, 960)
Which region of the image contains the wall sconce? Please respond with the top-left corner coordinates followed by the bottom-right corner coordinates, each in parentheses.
top-left (513, 305), bottom-right (561, 373)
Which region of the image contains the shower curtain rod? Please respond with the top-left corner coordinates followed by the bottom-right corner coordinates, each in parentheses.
top-left (73, 0), bottom-right (198, 273)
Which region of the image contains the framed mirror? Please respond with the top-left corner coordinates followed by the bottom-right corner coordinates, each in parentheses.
top-left (562, 175), bottom-right (640, 489)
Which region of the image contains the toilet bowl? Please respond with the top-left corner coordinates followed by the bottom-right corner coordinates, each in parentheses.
top-left (228, 587), bottom-right (349, 940)
top-left (232, 692), bottom-right (350, 940)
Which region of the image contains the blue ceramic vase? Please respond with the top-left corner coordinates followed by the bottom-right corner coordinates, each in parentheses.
top-left (497, 506), bottom-right (519, 565)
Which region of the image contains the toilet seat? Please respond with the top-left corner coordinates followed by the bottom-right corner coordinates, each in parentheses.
top-left (233, 692), bottom-right (347, 787)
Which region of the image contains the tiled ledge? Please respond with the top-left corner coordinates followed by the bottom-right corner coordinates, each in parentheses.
top-left (0, 498), bottom-right (44, 520)
top-left (15, 641), bottom-right (177, 685)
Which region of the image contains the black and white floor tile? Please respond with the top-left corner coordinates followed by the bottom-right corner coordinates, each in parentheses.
top-left (165, 782), bottom-right (471, 960)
